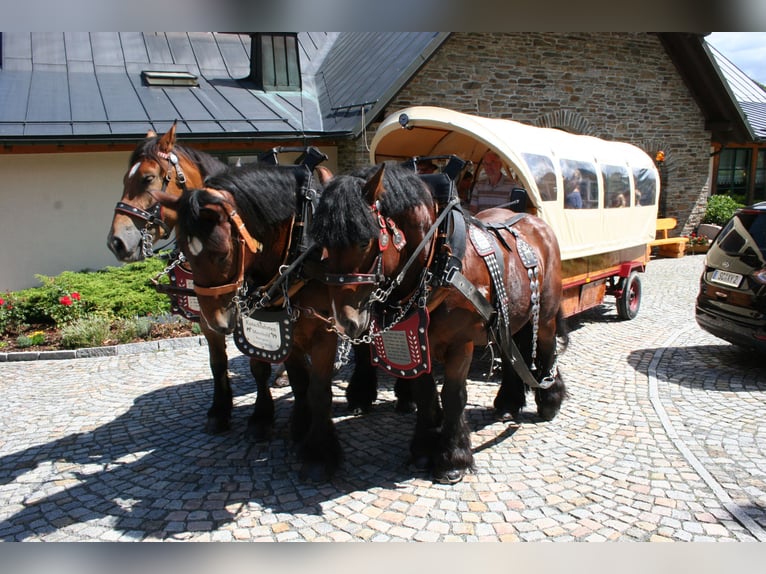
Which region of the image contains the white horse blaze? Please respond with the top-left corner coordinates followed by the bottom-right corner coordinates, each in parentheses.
top-left (188, 236), bottom-right (203, 256)
top-left (128, 162), bottom-right (141, 178)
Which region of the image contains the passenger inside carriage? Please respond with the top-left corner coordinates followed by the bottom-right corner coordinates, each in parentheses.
top-left (564, 169), bottom-right (584, 209)
top-left (469, 151), bottom-right (524, 213)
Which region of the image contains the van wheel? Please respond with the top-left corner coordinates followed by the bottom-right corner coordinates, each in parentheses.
top-left (617, 271), bottom-right (641, 320)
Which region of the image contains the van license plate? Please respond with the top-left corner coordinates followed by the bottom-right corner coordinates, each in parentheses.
top-left (711, 269), bottom-right (742, 288)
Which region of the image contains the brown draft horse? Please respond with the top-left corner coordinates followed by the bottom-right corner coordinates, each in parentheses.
top-left (311, 163), bottom-right (568, 483)
top-left (106, 126), bottom-right (285, 439)
top-left (153, 164), bottom-right (358, 481)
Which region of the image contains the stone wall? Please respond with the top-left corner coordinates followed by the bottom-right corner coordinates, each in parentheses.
top-left (346, 32), bottom-right (712, 233)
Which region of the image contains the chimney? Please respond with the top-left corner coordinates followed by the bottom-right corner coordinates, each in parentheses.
top-left (249, 33), bottom-right (301, 92)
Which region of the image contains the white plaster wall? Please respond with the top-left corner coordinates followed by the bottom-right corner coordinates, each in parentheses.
top-left (0, 151), bottom-right (129, 291)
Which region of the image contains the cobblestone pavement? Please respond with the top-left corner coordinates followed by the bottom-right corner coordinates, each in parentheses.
top-left (1, 254), bottom-right (765, 542)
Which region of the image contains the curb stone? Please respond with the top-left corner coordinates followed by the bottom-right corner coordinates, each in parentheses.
top-left (0, 335), bottom-right (207, 363)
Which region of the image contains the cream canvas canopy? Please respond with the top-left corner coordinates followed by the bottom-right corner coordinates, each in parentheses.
top-left (370, 106), bottom-right (660, 261)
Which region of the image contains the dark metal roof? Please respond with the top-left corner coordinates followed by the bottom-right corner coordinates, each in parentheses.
top-left (707, 43), bottom-right (766, 141)
top-left (0, 32), bottom-right (756, 146)
top-left (0, 32), bottom-right (447, 144)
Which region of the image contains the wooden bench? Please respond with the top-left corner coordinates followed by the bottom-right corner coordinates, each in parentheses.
top-left (649, 217), bottom-right (688, 258)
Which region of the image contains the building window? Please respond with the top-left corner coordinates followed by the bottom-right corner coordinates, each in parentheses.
top-left (250, 33), bottom-right (301, 92)
top-left (756, 150), bottom-right (766, 202)
top-left (717, 148), bottom-right (750, 199)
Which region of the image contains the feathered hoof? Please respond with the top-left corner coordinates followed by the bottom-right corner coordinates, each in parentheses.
top-left (204, 415), bottom-right (231, 435)
top-left (273, 372), bottom-right (290, 388)
top-left (495, 407), bottom-right (520, 423)
top-left (409, 455), bottom-right (431, 473)
top-left (537, 404), bottom-right (560, 422)
top-left (395, 399), bottom-right (417, 414)
top-left (347, 401), bottom-right (373, 416)
top-left (244, 421), bottom-right (272, 443)
top-left (299, 461), bottom-right (333, 484)
top-left (434, 468), bottom-right (465, 485)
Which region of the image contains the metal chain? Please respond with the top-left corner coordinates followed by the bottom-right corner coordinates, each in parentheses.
top-left (151, 251), bottom-right (186, 284)
top-left (141, 227), bottom-right (155, 258)
top-left (528, 265), bottom-right (540, 370)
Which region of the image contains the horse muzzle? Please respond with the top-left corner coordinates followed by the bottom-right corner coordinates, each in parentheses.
top-left (335, 305), bottom-right (371, 340)
top-left (107, 227), bottom-right (143, 262)
top-left (200, 305), bottom-right (238, 336)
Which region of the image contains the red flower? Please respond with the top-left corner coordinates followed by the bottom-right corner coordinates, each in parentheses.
top-left (71, 292), bottom-right (81, 301)
top-left (0, 297), bottom-right (4, 306)
top-left (59, 295), bottom-right (73, 306)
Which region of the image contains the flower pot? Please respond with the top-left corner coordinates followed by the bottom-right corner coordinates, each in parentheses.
top-left (688, 243), bottom-right (710, 254)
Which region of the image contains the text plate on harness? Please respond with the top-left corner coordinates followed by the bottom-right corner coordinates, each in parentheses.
top-left (234, 309), bottom-right (294, 363)
top-left (370, 307), bottom-right (431, 379)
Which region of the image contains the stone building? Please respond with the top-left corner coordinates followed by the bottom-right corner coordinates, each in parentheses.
top-left (0, 32), bottom-right (754, 289)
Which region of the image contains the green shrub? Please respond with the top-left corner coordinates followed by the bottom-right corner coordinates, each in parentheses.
top-left (2, 258), bottom-right (171, 335)
top-left (0, 293), bottom-right (26, 333)
top-left (16, 330), bottom-right (46, 348)
top-left (703, 194), bottom-right (744, 226)
top-left (60, 315), bottom-right (113, 349)
top-left (113, 316), bottom-right (154, 343)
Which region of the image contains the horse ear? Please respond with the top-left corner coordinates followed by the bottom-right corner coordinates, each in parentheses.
top-left (199, 204), bottom-right (226, 225)
top-left (315, 165), bottom-right (334, 185)
top-left (363, 164), bottom-right (386, 205)
top-left (158, 120), bottom-right (178, 154)
top-left (146, 129), bottom-right (157, 138)
top-left (149, 189), bottom-right (180, 211)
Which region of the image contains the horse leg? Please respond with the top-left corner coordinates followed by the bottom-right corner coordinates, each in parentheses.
top-left (346, 343), bottom-right (378, 414)
top-left (244, 359), bottom-right (274, 442)
top-left (533, 315), bottom-right (568, 421)
top-left (494, 356), bottom-right (527, 422)
top-left (297, 333), bottom-right (343, 482)
top-left (408, 373), bottom-right (442, 471)
top-left (394, 378), bottom-right (416, 413)
top-left (201, 324), bottom-right (232, 434)
top-left (285, 354), bottom-right (311, 445)
top-left (432, 345), bottom-right (474, 484)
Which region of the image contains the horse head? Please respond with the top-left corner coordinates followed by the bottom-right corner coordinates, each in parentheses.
top-left (153, 164), bottom-right (308, 335)
top-left (107, 121), bottom-right (219, 261)
top-left (313, 163), bottom-right (434, 339)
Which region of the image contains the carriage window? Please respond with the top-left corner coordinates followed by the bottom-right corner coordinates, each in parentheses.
top-left (560, 159), bottom-right (598, 209)
top-left (602, 165), bottom-right (630, 208)
top-left (521, 153), bottom-right (558, 201)
top-left (632, 167), bottom-right (657, 206)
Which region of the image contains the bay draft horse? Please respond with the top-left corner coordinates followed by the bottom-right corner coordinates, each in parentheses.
top-left (153, 165), bottom-right (376, 481)
top-left (310, 163), bottom-right (568, 484)
top-left (106, 126), bottom-right (377, 441)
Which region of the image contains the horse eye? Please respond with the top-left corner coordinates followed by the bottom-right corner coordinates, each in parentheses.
top-left (143, 174), bottom-right (155, 185)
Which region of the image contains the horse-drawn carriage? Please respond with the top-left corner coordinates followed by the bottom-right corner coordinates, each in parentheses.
top-left (370, 106), bottom-right (661, 320)
top-left (108, 107), bottom-right (660, 484)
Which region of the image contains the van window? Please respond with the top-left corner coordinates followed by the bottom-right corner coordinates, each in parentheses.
top-left (560, 159), bottom-right (598, 209)
top-left (632, 167), bottom-right (657, 206)
top-left (521, 153), bottom-right (558, 201)
top-left (603, 164), bottom-right (630, 208)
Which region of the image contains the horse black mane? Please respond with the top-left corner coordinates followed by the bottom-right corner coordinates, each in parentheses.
top-left (178, 164), bottom-right (300, 243)
top-left (311, 162), bottom-right (432, 248)
top-left (129, 136), bottom-right (227, 180)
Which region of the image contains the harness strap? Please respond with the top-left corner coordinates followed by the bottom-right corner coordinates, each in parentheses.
top-left (114, 201), bottom-right (172, 238)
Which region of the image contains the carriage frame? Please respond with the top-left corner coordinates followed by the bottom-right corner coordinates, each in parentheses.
top-left (370, 106), bottom-right (661, 320)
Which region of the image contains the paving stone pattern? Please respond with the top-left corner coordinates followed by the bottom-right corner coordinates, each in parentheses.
top-left (1, 255), bottom-right (764, 541)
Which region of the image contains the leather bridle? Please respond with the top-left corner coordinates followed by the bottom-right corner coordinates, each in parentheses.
top-left (114, 150), bottom-right (187, 254)
top-left (188, 189), bottom-right (264, 298)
